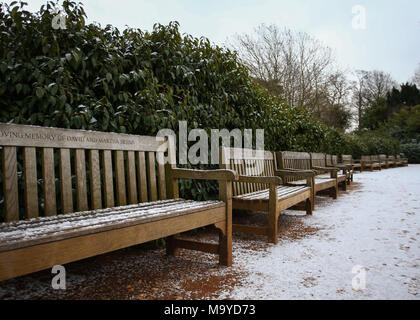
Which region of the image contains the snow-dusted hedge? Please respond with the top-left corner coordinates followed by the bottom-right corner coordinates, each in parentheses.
top-left (401, 144), bottom-right (420, 163)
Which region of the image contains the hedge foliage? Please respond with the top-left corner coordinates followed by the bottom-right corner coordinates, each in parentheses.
top-left (400, 144), bottom-right (420, 164)
top-left (0, 1), bottom-right (403, 203)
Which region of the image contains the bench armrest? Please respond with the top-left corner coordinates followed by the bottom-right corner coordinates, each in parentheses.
top-left (238, 175), bottom-right (283, 185)
top-left (170, 168), bottom-right (238, 181)
top-left (331, 164), bottom-right (353, 171)
top-left (275, 169), bottom-right (316, 178)
top-left (312, 166), bottom-right (339, 173)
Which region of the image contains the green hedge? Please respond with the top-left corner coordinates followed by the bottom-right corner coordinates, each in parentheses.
top-left (401, 144), bottom-right (420, 164)
top-left (0, 1), bottom-right (335, 200)
top-left (0, 1), bottom-right (404, 209)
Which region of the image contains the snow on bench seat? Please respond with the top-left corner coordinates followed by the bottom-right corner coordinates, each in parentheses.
top-left (0, 199), bottom-right (224, 252)
top-left (233, 185), bottom-right (310, 201)
top-left (317, 173), bottom-right (347, 180)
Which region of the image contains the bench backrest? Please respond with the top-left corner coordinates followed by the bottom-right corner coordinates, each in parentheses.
top-left (0, 123), bottom-right (172, 223)
top-left (371, 155), bottom-right (380, 162)
top-left (331, 155), bottom-right (339, 166)
top-left (276, 151), bottom-right (311, 183)
top-left (361, 155), bottom-right (371, 162)
top-left (342, 155), bottom-right (353, 164)
top-left (310, 153), bottom-right (327, 168)
top-left (219, 147), bottom-right (275, 196)
top-left (325, 154), bottom-right (333, 166)
top-left (388, 155), bottom-right (395, 161)
top-left (379, 154), bottom-right (387, 162)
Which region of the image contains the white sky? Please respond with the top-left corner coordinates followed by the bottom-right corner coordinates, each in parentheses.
top-left (25, 0), bottom-right (420, 84)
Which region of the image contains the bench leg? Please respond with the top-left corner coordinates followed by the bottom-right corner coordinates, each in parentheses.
top-left (268, 185), bottom-right (279, 244)
top-left (305, 198), bottom-right (313, 215)
top-left (268, 210), bottom-right (278, 244)
top-left (218, 226), bottom-right (232, 267)
top-left (310, 189), bottom-right (316, 211)
top-left (330, 185), bottom-right (338, 199)
top-left (166, 235), bottom-right (179, 256)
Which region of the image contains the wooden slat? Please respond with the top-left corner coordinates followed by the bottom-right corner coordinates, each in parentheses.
top-left (102, 150), bottom-right (114, 208)
top-left (0, 123), bottom-right (167, 152)
top-left (237, 161), bottom-right (245, 195)
top-left (75, 149), bottom-right (88, 212)
top-left (247, 160), bottom-right (255, 192)
top-left (2, 147), bottom-right (19, 221)
top-left (231, 161), bottom-right (238, 196)
top-left (59, 149), bottom-right (73, 214)
top-left (137, 152), bottom-right (148, 202)
top-left (89, 150), bottom-right (102, 210)
top-left (115, 150), bottom-right (127, 206)
top-left (256, 159), bottom-right (263, 190)
top-left (157, 152), bottom-right (167, 200)
top-left (42, 148), bottom-right (57, 216)
top-left (147, 152), bottom-right (158, 202)
top-left (23, 147), bottom-right (39, 219)
top-left (171, 239), bottom-right (220, 254)
top-left (126, 151), bottom-right (137, 204)
top-left (232, 224), bottom-right (268, 236)
top-left (258, 159), bottom-right (264, 189)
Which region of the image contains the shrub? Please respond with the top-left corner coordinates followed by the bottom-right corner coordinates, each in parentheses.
top-left (400, 144), bottom-right (420, 164)
top-left (0, 1), bottom-right (330, 201)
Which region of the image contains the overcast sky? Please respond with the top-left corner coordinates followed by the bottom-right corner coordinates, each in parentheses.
top-left (26, 0), bottom-right (420, 84)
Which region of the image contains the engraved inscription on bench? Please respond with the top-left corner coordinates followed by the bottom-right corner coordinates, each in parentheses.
top-left (0, 123), bottom-right (165, 151)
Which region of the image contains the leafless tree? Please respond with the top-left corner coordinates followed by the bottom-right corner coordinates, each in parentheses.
top-left (363, 70), bottom-right (398, 104)
top-left (350, 70), bottom-right (397, 129)
top-left (350, 70), bottom-right (367, 130)
top-left (229, 24), bottom-right (335, 112)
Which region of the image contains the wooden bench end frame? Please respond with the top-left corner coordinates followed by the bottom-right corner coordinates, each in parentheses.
top-left (0, 123), bottom-right (237, 281)
top-left (219, 147), bottom-right (313, 244)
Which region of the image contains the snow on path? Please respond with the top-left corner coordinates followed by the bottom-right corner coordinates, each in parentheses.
top-left (223, 165), bottom-right (420, 300)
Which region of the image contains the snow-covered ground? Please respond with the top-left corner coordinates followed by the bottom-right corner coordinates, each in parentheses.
top-left (0, 165), bottom-right (419, 300)
top-left (222, 165), bottom-right (420, 300)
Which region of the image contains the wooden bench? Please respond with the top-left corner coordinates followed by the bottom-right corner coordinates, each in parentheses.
top-left (311, 153), bottom-right (346, 191)
top-left (379, 154), bottom-right (391, 169)
top-left (342, 155), bottom-right (362, 172)
top-left (361, 155), bottom-right (381, 171)
top-left (276, 151), bottom-right (338, 211)
top-left (371, 155), bottom-right (386, 169)
top-left (388, 155), bottom-right (401, 167)
top-left (397, 155), bottom-right (408, 166)
top-left (0, 123), bottom-right (237, 282)
top-left (219, 147), bottom-right (313, 244)
top-left (386, 155), bottom-right (396, 168)
top-left (328, 155), bottom-right (353, 184)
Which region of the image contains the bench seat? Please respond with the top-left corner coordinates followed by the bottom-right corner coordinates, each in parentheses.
top-left (288, 178), bottom-right (336, 193)
top-left (317, 173), bottom-right (347, 183)
top-left (0, 199), bottom-right (224, 253)
top-left (233, 185), bottom-right (310, 209)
